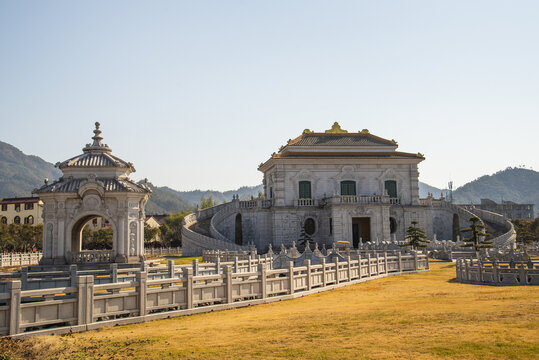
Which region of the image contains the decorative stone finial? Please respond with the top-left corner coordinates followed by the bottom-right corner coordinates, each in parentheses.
top-left (360, 129), bottom-right (369, 134)
top-left (325, 122), bottom-right (348, 134)
top-left (91, 122), bottom-right (104, 147)
top-left (44, 178), bottom-right (48, 185)
top-left (302, 129), bottom-right (313, 134)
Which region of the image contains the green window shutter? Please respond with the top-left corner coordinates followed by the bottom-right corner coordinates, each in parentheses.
top-left (384, 180), bottom-right (397, 198)
top-left (299, 181), bottom-right (312, 199)
top-left (340, 181), bottom-right (356, 196)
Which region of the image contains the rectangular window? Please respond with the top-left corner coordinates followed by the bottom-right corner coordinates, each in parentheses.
top-left (269, 187), bottom-right (273, 199)
top-left (384, 180), bottom-right (397, 198)
top-left (24, 203), bottom-right (34, 210)
top-left (1, 204), bottom-right (6, 211)
top-left (340, 181), bottom-right (357, 196)
top-left (329, 218), bottom-right (333, 235)
top-left (14, 204), bottom-right (20, 212)
top-left (298, 181), bottom-right (312, 199)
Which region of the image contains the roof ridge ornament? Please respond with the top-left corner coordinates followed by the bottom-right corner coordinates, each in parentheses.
top-left (325, 122), bottom-right (348, 134)
top-left (92, 122), bottom-right (104, 147)
top-left (83, 122), bottom-right (112, 153)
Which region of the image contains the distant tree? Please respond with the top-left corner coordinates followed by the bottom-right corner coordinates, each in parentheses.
top-left (400, 220), bottom-right (429, 250)
top-left (512, 218), bottom-right (539, 249)
top-left (160, 211), bottom-right (191, 247)
top-left (0, 224), bottom-right (42, 251)
top-left (298, 227), bottom-right (313, 248)
top-left (257, 191), bottom-right (265, 200)
top-left (144, 223), bottom-right (161, 247)
top-left (82, 226), bottom-right (113, 250)
top-left (200, 196), bottom-right (218, 209)
top-left (460, 216), bottom-right (491, 252)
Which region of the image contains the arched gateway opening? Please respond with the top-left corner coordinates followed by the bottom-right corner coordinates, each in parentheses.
top-left (71, 214), bottom-right (116, 263)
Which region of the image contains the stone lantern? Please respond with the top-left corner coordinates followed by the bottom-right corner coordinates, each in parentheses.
top-left (34, 123), bottom-right (152, 265)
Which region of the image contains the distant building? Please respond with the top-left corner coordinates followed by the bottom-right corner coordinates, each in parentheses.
top-left (468, 198), bottom-right (535, 220)
top-left (144, 215), bottom-right (166, 243)
top-left (0, 197), bottom-right (43, 225)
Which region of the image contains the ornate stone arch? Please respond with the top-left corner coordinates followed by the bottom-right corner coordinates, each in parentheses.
top-left (66, 210), bottom-right (118, 256)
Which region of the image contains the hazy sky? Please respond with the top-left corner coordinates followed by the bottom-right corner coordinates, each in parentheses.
top-left (1, 1), bottom-right (538, 191)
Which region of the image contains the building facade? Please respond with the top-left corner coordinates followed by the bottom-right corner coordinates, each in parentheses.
top-left (0, 197), bottom-right (43, 225)
top-left (185, 123), bottom-right (472, 256)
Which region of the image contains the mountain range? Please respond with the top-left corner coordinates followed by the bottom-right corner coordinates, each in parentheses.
top-left (0, 140), bottom-right (537, 217)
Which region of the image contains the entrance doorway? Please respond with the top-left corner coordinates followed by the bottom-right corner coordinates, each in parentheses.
top-left (352, 217), bottom-right (370, 248)
top-left (235, 213), bottom-right (243, 245)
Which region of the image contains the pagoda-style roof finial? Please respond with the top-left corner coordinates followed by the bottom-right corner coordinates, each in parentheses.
top-left (92, 122), bottom-right (103, 147)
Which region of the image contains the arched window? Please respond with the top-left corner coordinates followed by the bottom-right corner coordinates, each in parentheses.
top-left (14, 216), bottom-right (21, 224)
top-left (0, 217), bottom-right (7, 224)
top-left (389, 217), bottom-right (397, 234)
top-left (384, 180), bottom-right (397, 198)
top-left (340, 181), bottom-right (356, 196)
top-left (304, 218), bottom-right (316, 236)
top-left (299, 181), bottom-right (311, 199)
top-left (235, 214), bottom-right (243, 245)
top-left (26, 216), bottom-right (34, 225)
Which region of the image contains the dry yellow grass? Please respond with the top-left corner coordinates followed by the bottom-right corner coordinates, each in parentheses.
top-left (1, 261), bottom-right (538, 360)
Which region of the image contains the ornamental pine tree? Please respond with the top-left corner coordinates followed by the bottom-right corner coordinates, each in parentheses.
top-left (401, 220), bottom-right (429, 250)
top-left (460, 216), bottom-right (492, 252)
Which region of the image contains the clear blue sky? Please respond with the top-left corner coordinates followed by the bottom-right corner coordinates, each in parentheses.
top-left (1, 1), bottom-right (538, 191)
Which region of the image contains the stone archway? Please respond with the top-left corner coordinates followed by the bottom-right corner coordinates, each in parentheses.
top-left (35, 123), bottom-right (151, 265)
top-left (69, 213), bottom-right (118, 264)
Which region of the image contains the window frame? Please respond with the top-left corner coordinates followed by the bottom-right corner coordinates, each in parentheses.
top-left (340, 180), bottom-right (357, 196)
top-left (298, 181), bottom-right (312, 199)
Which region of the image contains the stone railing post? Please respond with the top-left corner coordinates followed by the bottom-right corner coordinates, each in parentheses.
top-left (321, 258), bottom-right (327, 287)
top-left (248, 255), bottom-right (253, 273)
top-left (192, 259), bottom-right (199, 276)
top-left (413, 252), bottom-right (419, 270)
top-left (492, 261), bottom-right (499, 284)
top-left (70, 264), bottom-right (78, 287)
top-left (20, 267), bottom-right (28, 289)
top-left (216, 257), bottom-right (221, 275)
top-left (519, 263), bottom-right (527, 285)
top-left (168, 260), bottom-right (175, 278)
top-left (137, 271), bottom-right (147, 316)
top-left (397, 252), bottom-right (402, 272)
top-left (346, 256), bottom-right (352, 282)
top-left (304, 260), bottom-right (312, 290)
top-left (465, 259), bottom-right (470, 281)
top-left (334, 257), bottom-right (339, 283)
top-left (8, 280), bottom-right (21, 335)
top-left (288, 261), bottom-right (295, 295)
top-left (77, 275), bottom-right (94, 325)
top-left (234, 257), bottom-right (239, 273)
top-left (478, 261), bottom-right (484, 282)
top-left (225, 266), bottom-right (233, 304)
top-left (259, 263), bottom-right (267, 299)
top-left (357, 254), bottom-right (362, 278)
top-left (111, 263), bottom-right (118, 283)
top-left (383, 252), bottom-right (389, 274)
top-left (185, 267), bottom-right (193, 309)
top-left (375, 253), bottom-right (380, 275)
top-left (367, 254), bottom-right (372, 277)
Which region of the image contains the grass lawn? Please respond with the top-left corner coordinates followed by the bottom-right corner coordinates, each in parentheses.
top-left (1, 261), bottom-right (537, 359)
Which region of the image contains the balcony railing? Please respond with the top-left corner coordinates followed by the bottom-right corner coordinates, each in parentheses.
top-left (296, 198), bottom-right (317, 206)
top-left (325, 195), bottom-right (401, 205)
top-left (71, 250), bottom-right (114, 264)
